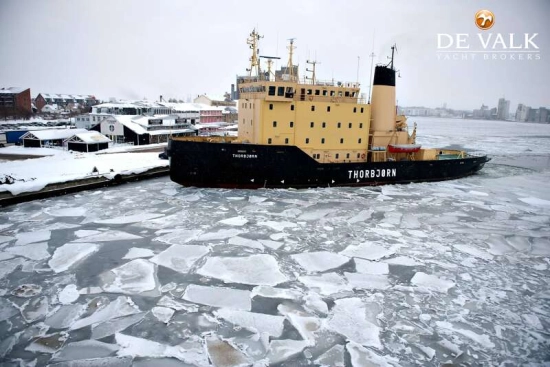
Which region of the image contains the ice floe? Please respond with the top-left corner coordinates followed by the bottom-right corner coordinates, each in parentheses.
top-left (298, 273), bottom-right (352, 296)
top-left (196, 228), bottom-right (243, 241)
top-left (71, 296), bottom-right (141, 330)
top-left (340, 242), bottom-right (395, 260)
top-left (0, 257), bottom-right (26, 279)
top-left (257, 220), bottom-right (298, 231)
top-left (354, 259), bottom-right (389, 274)
top-left (95, 212), bottom-right (164, 224)
top-left (153, 229), bottom-right (202, 245)
top-left (72, 231), bottom-right (141, 242)
top-left (45, 207), bottom-right (87, 217)
top-left (205, 336), bottom-right (251, 367)
top-left (5, 241), bottom-right (50, 260)
top-left (45, 304), bottom-right (87, 329)
top-left (100, 259), bottom-right (159, 296)
top-left (265, 339), bottom-right (310, 364)
top-left (58, 284), bottom-right (80, 304)
top-left (325, 298), bottom-right (382, 349)
top-left (251, 285), bottom-right (303, 300)
top-left (48, 242), bottom-right (100, 273)
top-left (278, 304), bottom-right (320, 344)
top-left (410, 272), bottom-right (455, 293)
top-left (15, 230), bottom-right (51, 246)
top-left (219, 216), bottom-right (249, 226)
top-left (290, 251), bottom-right (350, 273)
top-left (51, 339), bottom-right (119, 362)
top-left (227, 236), bottom-right (264, 250)
top-left (197, 254), bottom-right (288, 286)
top-left (122, 247), bottom-right (155, 259)
top-left (149, 245), bottom-right (209, 274)
top-left (91, 312), bottom-right (146, 339)
top-left (215, 308), bottom-right (285, 337)
top-left (152, 306), bottom-right (174, 324)
top-left (344, 272), bottom-right (391, 290)
top-left (314, 344), bottom-right (345, 367)
top-left (182, 284), bottom-right (251, 310)
top-left (347, 341), bottom-right (398, 366)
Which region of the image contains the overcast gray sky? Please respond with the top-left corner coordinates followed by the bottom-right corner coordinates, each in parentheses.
top-left (1, 0), bottom-right (548, 110)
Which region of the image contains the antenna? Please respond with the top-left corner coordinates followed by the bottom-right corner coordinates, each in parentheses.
top-left (260, 55), bottom-right (281, 81)
top-left (286, 38), bottom-right (297, 81)
top-left (305, 59), bottom-right (320, 85)
top-left (368, 30), bottom-right (376, 104)
top-left (356, 56), bottom-right (360, 85)
top-left (247, 29), bottom-right (264, 77)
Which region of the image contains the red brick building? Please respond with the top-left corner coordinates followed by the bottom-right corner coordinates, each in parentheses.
top-left (0, 87), bottom-right (32, 119)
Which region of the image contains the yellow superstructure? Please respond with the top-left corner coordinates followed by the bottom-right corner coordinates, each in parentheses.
top-left (236, 30), bottom-right (417, 164)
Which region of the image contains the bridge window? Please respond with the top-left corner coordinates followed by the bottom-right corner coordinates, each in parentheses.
top-left (323, 90), bottom-right (328, 96)
top-left (273, 121), bottom-right (277, 127)
top-left (338, 91), bottom-right (343, 97)
top-left (307, 89), bottom-right (313, 95)
top-left (330, 90), bottom-right (335, 96)
top-left (269, 103), bottom-right (273, 110)
top-left (361, 107), bottom-right (364, 113)
top-left (310, 122), bottom-right (314, 128)
top-left (327, 106), bottom-right (331, 112)
top-left (268, 86), bottom-right (276, 96)
top-left (290, 121), bottom-right (294, 127)
top-left (278, 86), bottom-right (285, 96)
top-left (315, 90), bottom-right (320, 95)
top-left (268, 138), bottom-right (272, 144)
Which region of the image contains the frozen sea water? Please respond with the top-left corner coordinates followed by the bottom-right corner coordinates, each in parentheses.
top-left (0, 119), bottom-right (549, 366)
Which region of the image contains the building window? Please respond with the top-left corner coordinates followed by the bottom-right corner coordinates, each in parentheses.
top-left (358, 138), bottom-right (362, 143)
top-left (337, 122), bottom-right (341, 128)
top-left (353, 107), bottom-right (357, 113)
top-left (359, 123), bottom-right (363, 128)
top-left (311, 105), bottom-right (315, 111)
top-left (327, 106), bottom-right (331, 112)
top-left (322, 122), bottom-right (326, 128)
top-left (340, 138), bottom-right (344, 144)
top-left (268, 86), bottom-right (276, 95)
top-left (315, 90), bottom-right (320, 95)
top-left (349, 122), bottom-right (352, 128)
top-left (330, 90), bottom-right (335, 96)
top-left (269, 103), bottom-right (273, 110)
top-left (361, 107), bottom-right (364, 113)
top-left (321, 138), bottom-right (325, 144)
top-left (278, 86), bottom-right (285, 96)
top-left (345, 91), bottom-right (350, 97)
top-left (310, 122), bottom-right (314, 128)
top-left (307, 89), bottom-right (312, 95)
top-left (291, 104), bottom-right (294, 111)
top-left (322, 90), bottom-right (328, 96)
top-left (306, 138), bottom-right (309, 144)
top-left (268, 138), bottom-right (272, 144)
top-left (335, 153), bottom-right (339, 159)
top-left (285, 138), bottom-right (289, 144)
top-left (290, 121), bottom-right (294, 128)
top-left (273, 121), bottom-right (277, 127)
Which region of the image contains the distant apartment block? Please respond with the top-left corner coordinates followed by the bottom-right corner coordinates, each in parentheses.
top-left (515, 104), bottom-right (530, 122)
top-left (194, 93), bottom-right (236, 107)
top-left (35, 93), bottom-right (98, 113)
top-left (515, 104), bottom-right (549, 123)
top-left (497, 98), bottom-right (510, 120)
top-left (0, 87), bottom-right (32, 119)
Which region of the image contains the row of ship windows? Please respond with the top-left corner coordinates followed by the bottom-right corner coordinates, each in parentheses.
top-left (312, 153), bottom-right (360, 159)
top-left (272, 121), bottom-right (364, 129)
top-left (267, 138), bottom-right (363, 145)
top-left (267, 86), bottom-right (358, 98)
top-left (268, 104), bottom-right (365, 113)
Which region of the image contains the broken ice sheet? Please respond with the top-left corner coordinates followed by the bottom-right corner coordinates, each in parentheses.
top-left (152, 306), bottom-right (174, 324)
top-left (51, 339), bottom-right (119, 362)
top-left (340, 242), bottom-right (395, 260)
top-left (290, 251), bottom-right (350, 273)
top-left (45, 304), bottom-right (87, 329)
top-left (95, 212), bottom-right (164, 224)
top-left (100, 259), bottom-right (160, 296)
top-left (195, 228), bottom-right (243, 241)
top-left (325, 298), bottom-right (382, 349)
top-left (48, 242), bottom-right (100, 273)
top-left (44, 207), bottom-right (87, 217)
top-left (91, 312), bottom-right (146, 340)
top-left (153, 229), bottom-right (202, 245)
top-left (346, 341), bottom-right (399, 366)
top-left (149, 244), bottom-right (209, 274)
top-left (354, 259), bottom-right (389, 274)
top-left (197, 254), bottom-right (288, 286)
top-left (344, 272), bottom-right (391, 290)
top-left (72, 231), bottom-right (141, 242)
top-left (48, 356), bottom-right (133, 367)
top-left (278, 304), bottom-right (320, 344)
top-left (205, 336), bottom-right (251, 367)
top-left (15, 230), bottom-right (51, 246)
top-left (5, 241), bottom-right (50, 261)
top-left (214, 308), bottom-right (285, 337)
top-left (411, 272), bottom-right (455, 293)
top-left (257, 220), bottom-right (298, 231)
top-left (266, 339), bottom-right (310, 365)
top-left (0, 257), bottom-right (26, 280)
top-left (436, 321), bottom-right (495, 348)
top-left (122, 247), bottom-right (155, 260)
top-left (182, 284), bottom-right (251, 311)
top-left (314, 344), bottom-right (345, 367)
top-left (70, 296), bottom-right (141, 330)
top-left (251, 285), bottom-right (303, 300)
top-left (219, 216), bottom-right (248, 226)
top-left (227, 236), bottom-right (264, 250)
top-left (26, 332), bottom-right (68, 354)
top-left (298, 273), bottom-right (352, 296)
top-left (58, 284), bottom-right (80, 304)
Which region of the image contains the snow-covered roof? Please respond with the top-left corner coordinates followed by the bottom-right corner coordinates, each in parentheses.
top-left (0, 87), bottom-right (28, 94)
top-left (195, 94), bottom-right (229, 102)
top-left (40, 93), bottom-right (95, 101)
top-left (148, 128), bottom-right (196, 136)
top-left (109, 116), bottom-right (148, 135)
top-left (65, 131), bottom-right (111, 144)
top-left (22, 128), bottom-right (89, 141)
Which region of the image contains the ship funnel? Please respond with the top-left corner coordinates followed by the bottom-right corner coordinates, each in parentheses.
top-left (370, 65), bottom-right (396, 131)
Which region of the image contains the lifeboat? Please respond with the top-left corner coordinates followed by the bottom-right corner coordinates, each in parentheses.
top-left (387, 144), bottom-right (421, 153)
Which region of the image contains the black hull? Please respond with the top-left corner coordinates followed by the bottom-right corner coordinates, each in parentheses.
top-left (168, 140), bottom-right (490, 189)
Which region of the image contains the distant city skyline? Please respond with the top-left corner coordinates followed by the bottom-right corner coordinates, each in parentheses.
top-left (0, 0), bottom-right (548, 111)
